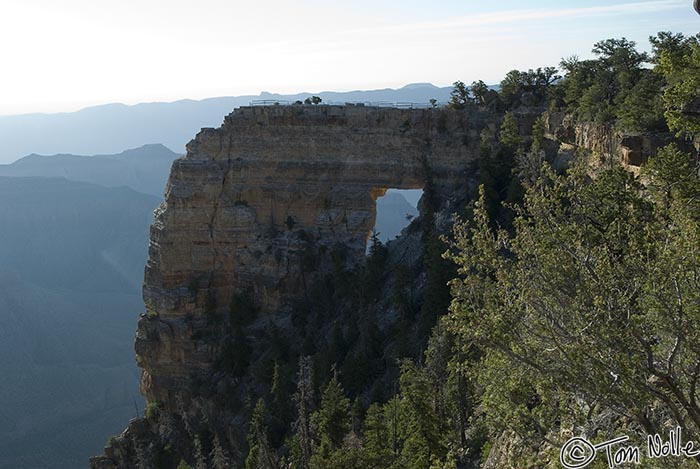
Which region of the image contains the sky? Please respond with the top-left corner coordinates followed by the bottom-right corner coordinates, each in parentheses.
top-left (0, 0), bottom-right (697, 115)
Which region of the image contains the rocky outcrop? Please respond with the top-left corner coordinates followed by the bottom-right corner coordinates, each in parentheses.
top-left (543, 111), bottom-right (685, 168)
top-left (131, 105), bottom-right (496, 414)
top-left (89, 104), bottom-right (503, 468)
top-left (93, 103), bottom-right (688, 468)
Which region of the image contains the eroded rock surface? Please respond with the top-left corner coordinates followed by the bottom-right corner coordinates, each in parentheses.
top-left (136, 105), bottom-right (487, 410)
top-left (92, 104), bottom-right (680, 468)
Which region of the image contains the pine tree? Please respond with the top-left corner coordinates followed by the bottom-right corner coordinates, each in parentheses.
top-left (529, 116), bottom-right (545, 154)
top-left (652, 33), bottom-right (700, 138)
top-left (316, 374), bottom-right (351, 452)
top-left (447, 151), bottom-right (700, 448)
top-left (498, 112), bottom-right (523, 152)
top-left (245, 399), bottom-right (277, 469)
top-left (418, 157), bottom-right (454, 342)
top-left (269, 361), bottom-right (293, 446)
top-left (210, 433), bottom-right (230, 469)
top-left (193, 435), bottom-right (208, 469)
top-left (448, 81), bottom-right (471, 109)
top-left (396, 361), bottom-right (448, 469)
top-left (308, 372), bottom-right (353, 469)
top-left (360, 403), bottom-right (394, 468)
top-left (289, 357), bottom-right (316, 469)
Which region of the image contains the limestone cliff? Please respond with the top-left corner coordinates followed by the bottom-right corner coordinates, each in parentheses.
top-left (543, 111), bottom-right (682, 169)
top-left (91, 104), bottom-right (499, 468)
top-left (90, 104), bottom-right (671, 468)
top-left (136, 105), bottom-right (490, 408)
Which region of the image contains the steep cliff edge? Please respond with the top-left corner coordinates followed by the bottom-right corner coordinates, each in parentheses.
top-left (137, 105), bottom-right (487, 408)
top-left (543, 111), bottom-right (685, 169)
top-left (91, 105), bottom-right (496, 468)
top-left (90, 105), bottom-right (672, 468)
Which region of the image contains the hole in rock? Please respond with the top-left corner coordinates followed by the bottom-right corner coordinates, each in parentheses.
top-left (370, 188), bottom-right (423, 247)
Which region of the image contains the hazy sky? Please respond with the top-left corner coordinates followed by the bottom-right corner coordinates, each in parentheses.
top-left (0, 0), bottom-right (697, 115)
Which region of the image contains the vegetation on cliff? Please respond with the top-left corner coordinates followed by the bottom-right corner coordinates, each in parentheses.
top-left (110, 32), bottom-right (700, 469)
top-left (231, 32), bottom-right (700, 469)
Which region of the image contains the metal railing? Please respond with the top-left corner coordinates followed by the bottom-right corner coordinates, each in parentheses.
top-left (249, 99), bottom-right (448, 109)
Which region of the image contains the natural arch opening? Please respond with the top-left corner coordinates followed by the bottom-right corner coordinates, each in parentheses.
top-left (370, 188), bottom-right (423, 246)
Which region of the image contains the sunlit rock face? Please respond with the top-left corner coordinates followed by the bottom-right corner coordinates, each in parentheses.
top-left (543, 112), bottom-right (685, 169)
top-left (92, 102), bottom-right (686, 468)
top-left (137, 104), bottom-right (489, 407)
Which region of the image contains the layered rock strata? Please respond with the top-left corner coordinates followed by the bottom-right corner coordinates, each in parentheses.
top-left (92, 103), bottom-right (685, 468)
top-left (136, 105), bottom-right (489, 411)
top-left (543, 112), bottom-right (683, 168)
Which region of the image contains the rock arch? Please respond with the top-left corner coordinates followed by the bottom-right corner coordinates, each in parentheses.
top-left (137, 104), bottom-right (489, 405)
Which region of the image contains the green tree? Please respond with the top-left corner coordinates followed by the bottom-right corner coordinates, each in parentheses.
top-left (289, 357), bottom-right (316, 469)
top-left (499, 67), bottom-right (559, 108)
top-left (470, 80), bottom-right (489, 105)
top-left (447, 149), bottom-right (700, 449)
top-left (448, 81), bottom-right (471, 110)
top-left (643, 143), bottom-right (700, 214)
top-left (559, 37), bottom-right (659, 127)
top-left (246, 399), bottom-right (278, 469)
top-left (316, 374), bottom-right (351, 451)
top-left (360, 403), bottom-right (394, 467)
top-left (304, 96), bottom-right (323, 105)
top-left (615, 70), bottom-right (665, 131)
top-left (650, 31), bottom-right (689, 66)
top-left (529, 116), bottom-right (545, 154)
top-left (269, 361), bottom-right (294, 446)
top-left (210, 434), bottom-right (230, 469)
top-left (418, 161), bottom-right (455, 339)
top-left (307, 373), bottom-right (355, 469)
top-left (477, 127), bottom-right (523, 231)
top-left (559, 55), bottom-right (614, 121)
top-left (354, 231), bottom-right (388, 305)
top-left (592, 37), bottom-right (649, 85)
top-left (395, 360), bottom-right (448, 469)
top-left (498, 112), bottom-right (522, 152)
top-left (653, 32), bottom-right (700, 138)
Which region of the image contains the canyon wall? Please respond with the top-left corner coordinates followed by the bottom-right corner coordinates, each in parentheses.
top-left (92, 105), bottom-right (668, 468)
top-left (135, 105), bottom-right (491, 412)
top-left (543, 111), bottom-right (680, 168)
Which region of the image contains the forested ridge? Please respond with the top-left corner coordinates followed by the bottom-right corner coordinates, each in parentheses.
top-left (166, 32), bottom-right (700, 469)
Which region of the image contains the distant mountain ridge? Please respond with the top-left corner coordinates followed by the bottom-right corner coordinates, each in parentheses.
top-left (0, 144), bottom-right (180, 197)
top-left (0, 84), bottom-right (453, 164)
top-left (257, 82), bottom-right (450, 105)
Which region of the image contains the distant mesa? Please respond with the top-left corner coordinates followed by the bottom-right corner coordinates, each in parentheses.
top-left (401, 82), bottom-right (440, 89)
